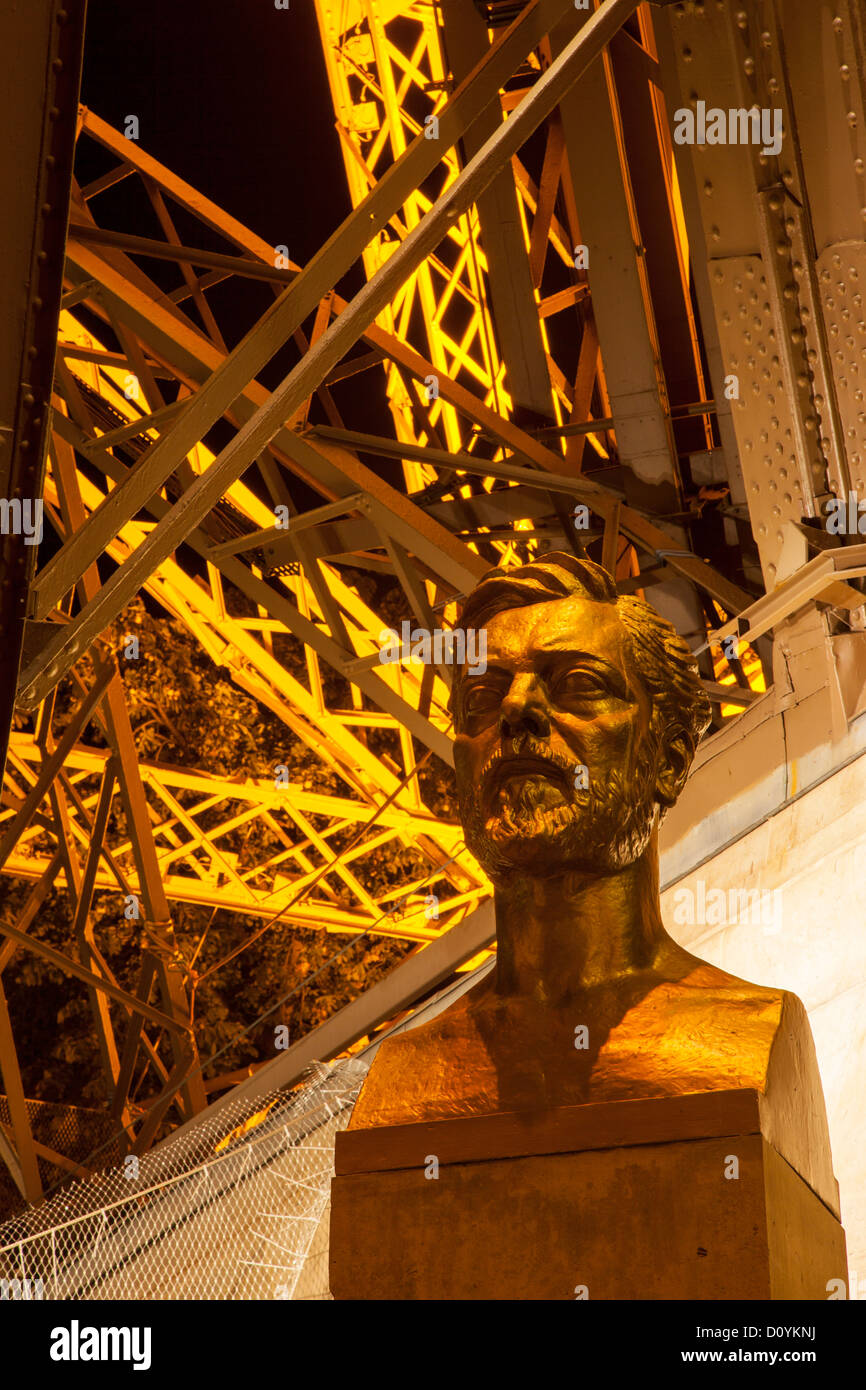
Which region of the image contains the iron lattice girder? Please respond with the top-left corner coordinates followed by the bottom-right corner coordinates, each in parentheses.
top-left (18, 0), bottom-right (649, 710)
top-left (39, 406), bottom-right (483, 907)
top-left (25, 186), bottom-right (749, 706)
top-left (44, 200), bottom-right (750, 731)
top-left (3, 733), bottom-right (482, 940)
top-left (36, 312), bottom-right (489, 912)
top-left (43, 343), bottom-right (463, 789)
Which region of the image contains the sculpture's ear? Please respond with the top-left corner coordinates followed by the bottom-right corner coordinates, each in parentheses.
top-left (654, 728), bottom-right (693, 808)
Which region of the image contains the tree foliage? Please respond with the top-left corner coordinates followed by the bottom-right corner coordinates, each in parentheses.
top-left (1, 593), bottom-right (460, 1156)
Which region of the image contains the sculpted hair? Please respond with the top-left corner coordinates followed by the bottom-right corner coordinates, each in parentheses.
top-left (454, 551), bottom-right (712, 766)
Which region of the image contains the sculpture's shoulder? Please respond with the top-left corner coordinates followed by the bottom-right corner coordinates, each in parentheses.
top-left (652, 960), bottom-right (820, 1096)
top-left (653, 957), bottom-right (788, 1043)
top-left (348, 979), bottom-right (502, 1129)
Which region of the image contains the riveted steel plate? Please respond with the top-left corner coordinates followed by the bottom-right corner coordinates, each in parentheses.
top-left (817, 242), bottom-right (866, 497)
top-left (709, 254), bottom-right (810, 584)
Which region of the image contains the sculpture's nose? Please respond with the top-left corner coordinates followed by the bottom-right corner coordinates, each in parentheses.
top-left (499, 676), bottom-right (550, 740)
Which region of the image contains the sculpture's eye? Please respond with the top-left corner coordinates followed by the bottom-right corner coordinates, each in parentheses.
top-left (553, 668), bottom-right (607, 701)
top-left (461, 681), bottom-right (502, 728)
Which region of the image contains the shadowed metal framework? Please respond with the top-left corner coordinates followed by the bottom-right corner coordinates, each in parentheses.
top-left (1, 0), bottom-right (865, 1205)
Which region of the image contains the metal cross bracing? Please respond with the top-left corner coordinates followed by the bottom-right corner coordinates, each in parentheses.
top-left (314, 0), bottom-right (772, 697)
top-left (16, 3), bottom-right (767, 714)
top-left (3, 728), bottom-right (480, 940)
top-left (12, 0), bottom-right (864, 1202)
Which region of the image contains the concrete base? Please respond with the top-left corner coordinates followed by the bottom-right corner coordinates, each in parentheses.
top-left (330, 1091), bottom-right (847, 1300)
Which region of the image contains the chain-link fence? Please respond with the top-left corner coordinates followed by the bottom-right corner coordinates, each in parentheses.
top-left (0, 1094), bottom-right (122, 1223)
top-left (0, 1058), bottom-right (367, 1301)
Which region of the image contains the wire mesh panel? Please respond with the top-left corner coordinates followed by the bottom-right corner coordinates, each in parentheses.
top-left (0, 1059), bottom-right (367, 1301)
top-left (0, 1095), bottom-right (123, 1219)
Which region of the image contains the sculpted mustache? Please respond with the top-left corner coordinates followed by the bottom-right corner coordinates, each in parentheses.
top-left (478, 739), bottom-right (581, 786)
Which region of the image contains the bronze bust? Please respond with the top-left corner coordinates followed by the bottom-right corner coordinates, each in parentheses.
top-left (350, 553), bottom-right (835, 1206)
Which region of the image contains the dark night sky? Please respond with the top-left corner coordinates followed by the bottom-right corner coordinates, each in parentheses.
top-left (79, 0), bottom-right (350, 269)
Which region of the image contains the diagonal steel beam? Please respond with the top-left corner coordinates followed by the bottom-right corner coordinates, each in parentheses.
top-left (0, 917), bottom-right (188, 1035)
top-left (0, 662), bottom-right (114, 867)
top-left (0, 849), bottom-right (63, 973)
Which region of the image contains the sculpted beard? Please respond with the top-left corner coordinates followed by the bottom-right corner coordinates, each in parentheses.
top-left (458, 736), bottom-right (661, 880)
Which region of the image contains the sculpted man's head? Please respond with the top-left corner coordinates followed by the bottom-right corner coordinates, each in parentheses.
top-left (451, 552), bottom-right (712, 881)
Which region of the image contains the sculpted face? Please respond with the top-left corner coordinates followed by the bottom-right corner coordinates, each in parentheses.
top-left (453, 595), bottom-right (666, 879)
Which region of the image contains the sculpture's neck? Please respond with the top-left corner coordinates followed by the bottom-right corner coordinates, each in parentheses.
top-left (492, 834), bottom-right (670, 1006)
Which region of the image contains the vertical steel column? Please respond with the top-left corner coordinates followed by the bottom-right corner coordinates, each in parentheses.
top-left (440, 0), bottom-right (555, 418)
top-left (0, 0), bottom-right (87, 786)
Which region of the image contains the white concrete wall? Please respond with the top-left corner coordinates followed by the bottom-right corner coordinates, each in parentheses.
top-left (661, 747), bottom-right (866, 1295)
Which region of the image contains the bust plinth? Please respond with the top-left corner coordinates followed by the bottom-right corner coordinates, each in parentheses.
top-left (329, 554), bottom-right (846, 1300)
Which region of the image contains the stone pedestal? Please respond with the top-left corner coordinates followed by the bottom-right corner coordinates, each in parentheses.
top-left (330, 1089), bottom-right (846, 1300)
